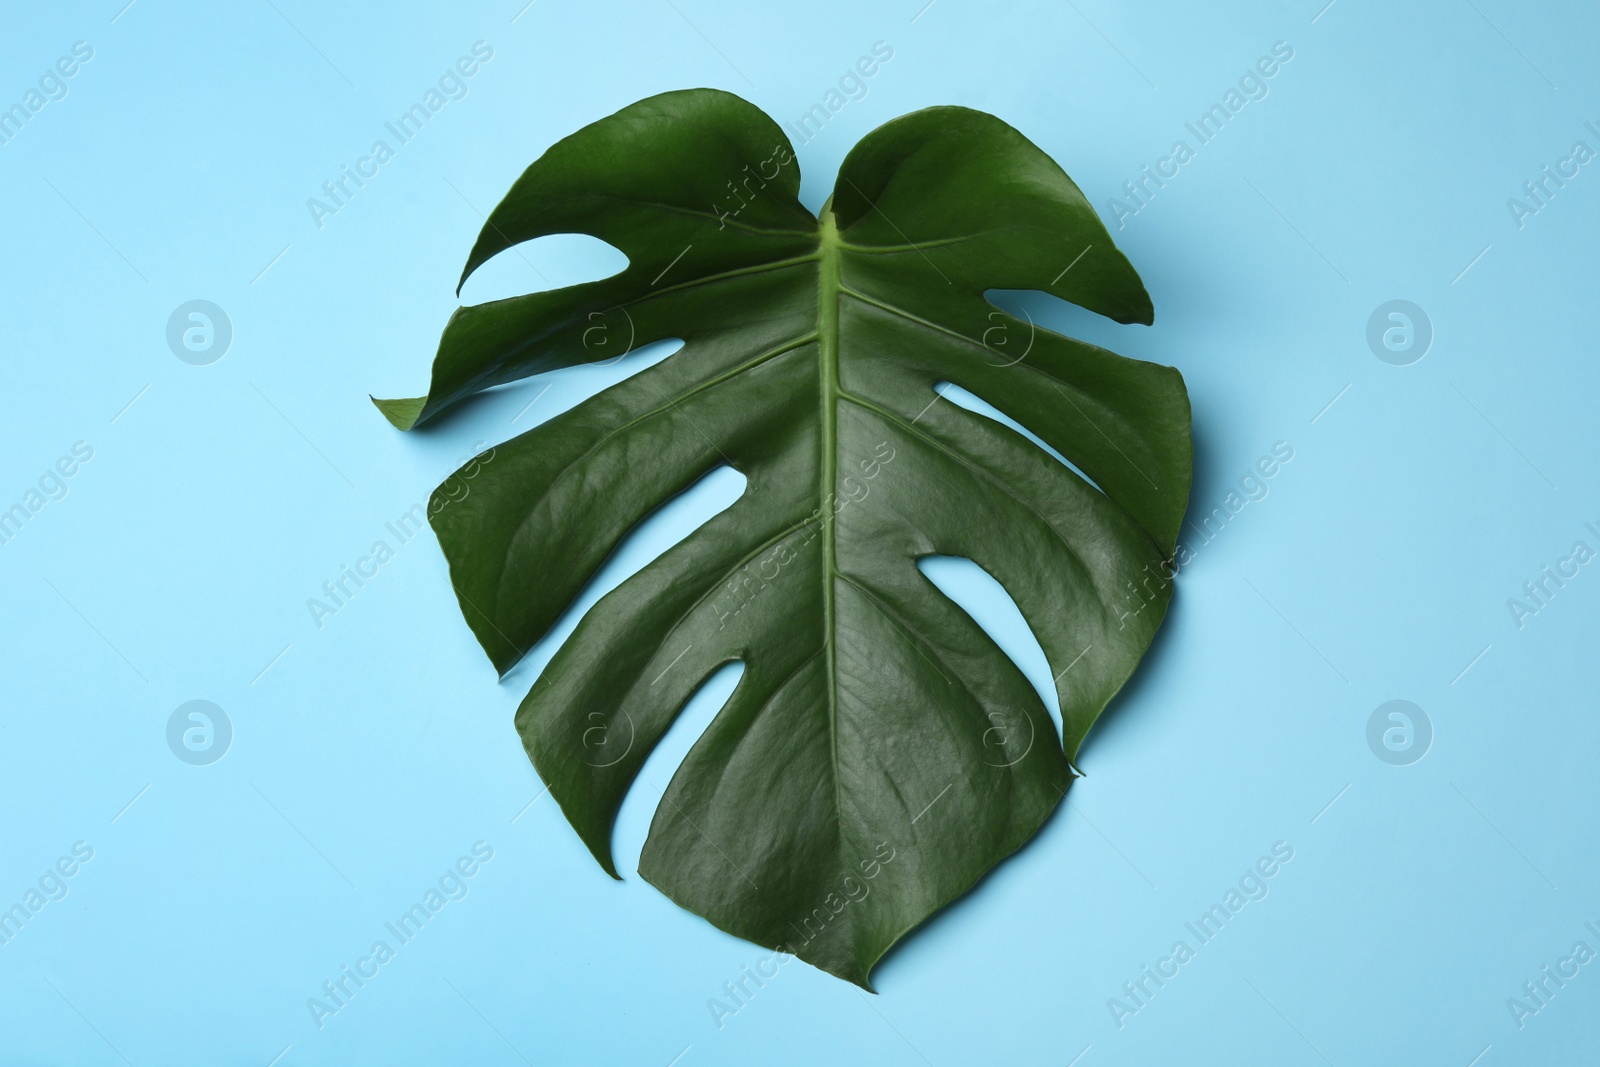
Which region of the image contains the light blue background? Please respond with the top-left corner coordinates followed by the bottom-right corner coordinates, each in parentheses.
top-left (3, 0), bottom-right (1598, 1063)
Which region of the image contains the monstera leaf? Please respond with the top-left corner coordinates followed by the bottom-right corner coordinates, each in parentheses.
top-left (376, 89), bottom-right (1190, 988)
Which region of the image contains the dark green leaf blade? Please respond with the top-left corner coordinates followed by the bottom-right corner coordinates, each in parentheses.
top-left (379, 89), bottom-right (1191, 988)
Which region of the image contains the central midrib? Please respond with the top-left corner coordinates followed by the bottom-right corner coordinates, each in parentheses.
top-left (817, 205), bottom-right (844, 838)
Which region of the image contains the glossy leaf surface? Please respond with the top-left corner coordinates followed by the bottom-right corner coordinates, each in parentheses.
top-left (377, 89), bottom-right (1190, 988)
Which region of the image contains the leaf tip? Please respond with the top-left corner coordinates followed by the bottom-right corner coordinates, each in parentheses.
top-left (371, 394), bottom-right (427, 431)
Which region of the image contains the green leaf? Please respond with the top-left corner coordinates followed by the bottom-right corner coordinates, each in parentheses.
top-left (378, 89), bottom-right (1190, 988)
